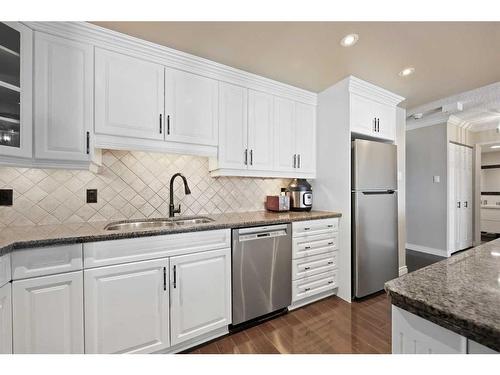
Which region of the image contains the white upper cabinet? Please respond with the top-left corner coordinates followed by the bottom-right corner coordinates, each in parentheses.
top-left (95, 48), bottom-right (164, 141)
top-left (274, 97), bottom-right (296, 172)
top-left (165, 68), bottom-right (218, 146)
top-left (12, 271), bottom-right (84, 354)
top-left (84, 258), bottom-right (170, 354)
top-left (348, 76), bottom-right (403, 142)
top-left (170, 248), bottom-right (231, 346)
top-left (247, 90), bottom-right (274, 171)
top-left (216, 82), bottom-right (248, 170)
top-left (0, 22), bottom-right (32, 159)
top-left (295, 102), bottom-right (316, 173)
top-left (34, 32), bottom-right (93, 162)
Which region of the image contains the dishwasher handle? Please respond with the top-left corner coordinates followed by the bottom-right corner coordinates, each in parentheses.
top-left (237, 225), bottom-right (289, 242)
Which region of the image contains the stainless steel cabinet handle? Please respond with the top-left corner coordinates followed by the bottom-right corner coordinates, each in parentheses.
top-left (167, 115), bottom-right (170, 135)
top-left (457, 201), bottom-right (461, 208)
top-left (244, 149), bottom-right (248, 165)
top-left (159, 114), bottom-right (162, 134)
top-left (328, 242), bottom-right (334, 245)
top-left (163, 267), bottom-right (167, 291)
top-left (464, 201), bottom-right (468, 208)
top-left (250, 149), bottom-right (253, 165)
top-left (304, 246), bottom-right (311, 249)
top-left (327, 224), bottom-right (333, 228)
top-left (328, 281), bottom-right (333, 284)
top-left (304, 267), bottom-right (311, 270)
top-left (86, 131), bottom-right (90, 155)
top-left (173, 265), bottom-right (177, 289)
top-left (297, 154), bottom-right (301, 168)
top-left (304, 227), bottom-right (311, 231)
top-left (305, 288), bottom-right (311, 292)
top-left (293, 154), bottom-right (297, 168)
top-left (328, 261), bottom-right (334, 265)
top-left (377, 118), bottom-right (380, 132)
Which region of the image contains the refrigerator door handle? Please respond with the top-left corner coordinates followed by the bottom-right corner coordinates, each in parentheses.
top-left (362, 190), bottom-right (395, 195)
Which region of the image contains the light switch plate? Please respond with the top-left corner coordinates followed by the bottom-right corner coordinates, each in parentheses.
top-left (433, 175), bottom-right (440, 183)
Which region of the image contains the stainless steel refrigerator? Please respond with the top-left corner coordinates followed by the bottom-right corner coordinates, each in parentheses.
top-left (352, 139), bottom-right (398, 298)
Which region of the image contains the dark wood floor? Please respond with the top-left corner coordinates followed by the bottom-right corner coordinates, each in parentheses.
top-left (187, 292), bottom-right (391, 354)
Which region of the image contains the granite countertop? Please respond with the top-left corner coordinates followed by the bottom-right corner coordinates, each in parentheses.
top-left (0, 210), bottom-right (341, 255)
top-left (385, 239), bottom-right (500, 351)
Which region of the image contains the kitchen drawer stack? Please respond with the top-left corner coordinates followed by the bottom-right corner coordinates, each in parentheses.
top-left (291, 218), bottom-right (339, 308)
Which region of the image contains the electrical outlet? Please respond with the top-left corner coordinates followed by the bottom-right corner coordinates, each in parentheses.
top-left (86, 189), bottom-right (98, 203)
top-left (0, 189), bottom-right (13, 206)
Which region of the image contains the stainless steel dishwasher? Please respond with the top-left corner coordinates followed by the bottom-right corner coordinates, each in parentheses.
top-left (232, 224), bottom-right (292, 326)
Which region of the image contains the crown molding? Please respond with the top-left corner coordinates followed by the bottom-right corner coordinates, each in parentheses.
top-left (346, 75), bottom-right (405, 106)
top-left (23, 22), bottom-right (317, 106)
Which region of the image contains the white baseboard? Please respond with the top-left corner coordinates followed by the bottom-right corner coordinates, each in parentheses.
top-left (406, 243), bottom-right (448, 257)
top-left (398, 266), bottom-right (408, 276)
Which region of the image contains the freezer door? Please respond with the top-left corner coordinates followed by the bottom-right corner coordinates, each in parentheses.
top-left (353, 191), bottom-right (398, 298)
top-left (352, 139), bottom-right (397, 190)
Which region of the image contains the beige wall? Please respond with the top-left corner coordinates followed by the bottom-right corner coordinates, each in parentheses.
top-left (0, 150), bottom-right (289, 227)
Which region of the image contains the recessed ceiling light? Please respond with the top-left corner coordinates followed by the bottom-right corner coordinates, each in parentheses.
top-left (340, 34), bottom-right (359, 47)
top-left (399, 67), bottom-right (415, 77)
top-left (490, 145), bottom-right (500, 149)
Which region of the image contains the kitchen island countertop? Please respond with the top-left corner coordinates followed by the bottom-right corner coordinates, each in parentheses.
top-left (385, 239), bottom-right (500, 351)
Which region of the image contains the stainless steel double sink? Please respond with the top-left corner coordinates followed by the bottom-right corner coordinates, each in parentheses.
top-left (104, 216), bottom-right (214, 231)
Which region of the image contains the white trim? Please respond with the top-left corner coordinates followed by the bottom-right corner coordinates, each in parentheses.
top-left (23, 22), bottom-right (317, 106)
top-left (94, 134), bottom-right (217, 158)
top-left (288, 289), bottom-right (338, 310)
top-left (209, 167), bottom-right (316, 179)
top-left (399, 266), bottom-right (408, 276)
top-left (346, 75), bottom-right (405, 106)
top-left (154, 326), bottom-right (228, 354)
top-left (406, 243), bottom-right (448, 257)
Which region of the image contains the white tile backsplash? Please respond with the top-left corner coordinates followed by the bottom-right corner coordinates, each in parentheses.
top-left (0, 150), bottom-right (290, 227)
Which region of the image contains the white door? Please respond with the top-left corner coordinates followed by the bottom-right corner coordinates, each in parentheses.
top-left (0, 22), bottom-right (33, 158)
top-left (170, 248), bottom-right (231, 346)
top-left (350, 93), bottom-right (377, 137)
top-left (12, 271), bottom-right (84, 353)
top-left (247, 90), bottom-right (274, 171)
top-left (95, 48), bottom-right (164, 140)
top-left (217, 82), bottom-right (248, 170)
top-left (274, 96), bottom-right (296, 172)
top-left (34, 32), bottom-right (93, 161)
top-left (0, 283), bottom-right (12, 354)
top-left (84, 258), bottom-right (170, 354)
top-left (165, 68), bottom-right (218, 146)
top-left (295, 102), bottom-right (316, 173)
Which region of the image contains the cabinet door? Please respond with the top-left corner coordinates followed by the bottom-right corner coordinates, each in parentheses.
top-left (170, 248), bottom-right (231, 346)
top-left (0, 22), bottom-right (32, 158)
top-left (295, 102), bottom-right (316, 173)
top-left (84, 258), bottom-right (169, 354)
top-left (95, 48), bottom-right (164, 140)
top-left (247, 90), bottom-right (274, 171)
top-left (217, 82), bottom-right (248, 170)
top-left (274, 97), bottom-right (296, 172)
top-left (165, 68), bottom-right (218, 146)
top-left (350, 93), bottom-right (377, 136)
top-left (12, 271), bottom-right (84, 353)
top-left (0, 283), bottom-right (12, 354)
top-left (34, 32), bottom-right (93, 161)
top-left (373, 101), bottom-right (396, 141)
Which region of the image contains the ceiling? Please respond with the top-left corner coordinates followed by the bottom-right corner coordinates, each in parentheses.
top-left (454, 107), bottom-right (500, 132)
top-left (91, 22), bottom-right (500, 109)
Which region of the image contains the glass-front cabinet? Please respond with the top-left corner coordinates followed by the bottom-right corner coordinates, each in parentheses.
top-left (0, 22), bottom-right (32, 159)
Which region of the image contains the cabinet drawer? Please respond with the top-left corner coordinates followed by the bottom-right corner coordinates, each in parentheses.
top-left (293, 232), bottom-right (338, 259)
top-left (292, 251), bottom-right (338, 280)
top-left (292, 218), bottom-right (338, 237)
top-left (84, 229), bottom-right (230, 268)
top-left (0, 254), bottom-right (10, 287)
top-left (11, 244), bottom-right (83, 280)
top-left (292, 270), bottom-right (338, 302)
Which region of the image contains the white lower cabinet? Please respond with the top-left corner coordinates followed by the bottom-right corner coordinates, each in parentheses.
top-left (12, 271), bottom-right (84, 353)
top-left (0, 283), bottom-right (12, 354)
top-left (170, 248), bottom-right (231, 346)
top-left (84, 258), bottom-right (170, 354)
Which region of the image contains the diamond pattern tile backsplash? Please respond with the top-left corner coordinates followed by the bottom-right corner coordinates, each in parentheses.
top-left (0, 150), bottom-right (290, 227)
